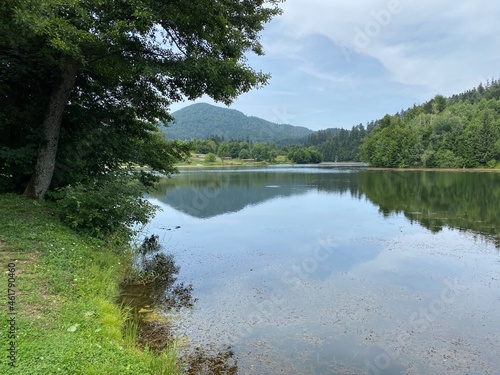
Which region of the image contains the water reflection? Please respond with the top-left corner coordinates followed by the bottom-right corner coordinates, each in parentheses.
top-left (146, 167), bottom-right (500, 374)
top-left (152, 167), bottom-right (361, 218)
top-left (117, 236), bottom-right (195, 353)
top-left (119, 236), bottom-right (240, 373)
top-left (358, 170), bottom-right (500, 244)
top-left (184, 346), bottom-right (238, 375)
top-left (152, 167), bottom-right (500, 244)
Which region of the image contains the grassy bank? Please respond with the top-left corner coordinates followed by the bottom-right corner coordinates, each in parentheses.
top-left (0, 194), bottom-right (180, 374)
top-left (175, 153), bottom-right (289, 167)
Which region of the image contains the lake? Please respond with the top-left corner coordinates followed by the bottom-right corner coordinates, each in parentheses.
top-left (145, 166), bottom-right (500, 374)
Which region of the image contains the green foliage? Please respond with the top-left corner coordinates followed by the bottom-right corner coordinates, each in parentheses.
top-left (306, 125), bottom-right (366, 162)
top-left (432, 94), bottom-right (447, 114)
top-left (189, 80), bottom-right (500, 169)
top-left (487, 159), bottom-right (498, 169)
top-left (193, 138), bottom-right (279, 162)
top-left (0, 142), bottom-right (38, 193)
top-left (50, 175), bottom-right (157, 238)
top-left (1, 0), bottom-right (283, 226)
top-left (238, 148), bottom-right (251, 159)
top-left (144, 347), bottom-right (180, 375)
top-left (0, 194), bottom-right (182, 375)
top-left (433, 150), bottom-right (462, 168)
top-left (195, 139), bottom-right (218, 154)
top-left (305, 80), bottom-right (500, 167)
top-left (287, 146), bottom-right (322, 164)
top-left (251, 142), bottom-right (276, 161)
top-left (205, 153), bottom-right (217, 163)
top-left (217, 141), bottom-right (233, 157)
top-left (163, 103), bottom-right (312, 146)
top-left (360, 117), bottom-right (418, 168)
top-left (360, 80), bottom-right (500, 168)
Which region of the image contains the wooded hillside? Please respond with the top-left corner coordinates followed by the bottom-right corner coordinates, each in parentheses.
top-left (162, 103), bottom-right (313, 146)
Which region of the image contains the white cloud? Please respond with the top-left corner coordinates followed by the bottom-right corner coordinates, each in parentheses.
top-left (274, 0), bottom-right (500, 94)
top-left (171, 0), bottom-right (500, 130)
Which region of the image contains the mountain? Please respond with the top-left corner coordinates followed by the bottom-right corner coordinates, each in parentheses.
top-left (161, 103), bottom-right (312, 145)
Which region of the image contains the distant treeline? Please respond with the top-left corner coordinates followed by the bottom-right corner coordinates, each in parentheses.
top-left (306, 125), bottom-right (368, 162)
top-left (165, 103), bottom-right (312, 146)
top-left (191, 80), bottom-right (500, 167)
top-left (192, 137), bottom-right (322, 164)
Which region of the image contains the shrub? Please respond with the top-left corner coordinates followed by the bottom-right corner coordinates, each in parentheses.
top-left (486, 159), bottom-right (498, 169)
top-left (51, 176), bottom-right (157, 238)
top-left (205, 153), bottom-right (217, 162)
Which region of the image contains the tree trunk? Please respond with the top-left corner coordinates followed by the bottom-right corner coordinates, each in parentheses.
top-left (23, 61), bottom-right (78, 199)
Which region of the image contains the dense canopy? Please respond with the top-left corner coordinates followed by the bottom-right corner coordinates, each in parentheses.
top-left (0, 0), bottom-right (282, 235)
top-left (1, 0), bottom-right (282, 199)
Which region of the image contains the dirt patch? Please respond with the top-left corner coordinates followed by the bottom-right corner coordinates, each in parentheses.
top-left (0, 247), bottom-right (60, 321)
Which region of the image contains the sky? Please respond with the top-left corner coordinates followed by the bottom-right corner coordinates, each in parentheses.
top-left (169, 0), bottom-right (500, 131)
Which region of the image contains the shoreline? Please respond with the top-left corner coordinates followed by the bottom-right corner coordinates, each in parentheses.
top-left (175, 161), bottom-right (500, 172)
top-left (0, 194), bottom-right (180, 374)
top-left (366, 166), bottom-right (500, 172)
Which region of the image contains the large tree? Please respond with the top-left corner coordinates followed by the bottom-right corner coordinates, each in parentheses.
top-left (1, 0), bottom-right (283, 199)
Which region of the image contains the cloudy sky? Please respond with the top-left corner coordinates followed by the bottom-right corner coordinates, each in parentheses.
top-left (170, 0), bottom-right (500, 131)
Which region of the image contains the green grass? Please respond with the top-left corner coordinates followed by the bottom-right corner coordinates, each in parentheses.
top-left (0, 194), bottom-right (181, 375)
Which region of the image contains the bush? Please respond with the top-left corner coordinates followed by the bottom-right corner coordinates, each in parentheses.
top-left (51, 176), bottom-right (157, 238)
top-left (486, 159), bottom-right (498, 169)
top-left (287, 146), bottom-right (322, 164)
top-left (205, 153), bottom-right (217, 162)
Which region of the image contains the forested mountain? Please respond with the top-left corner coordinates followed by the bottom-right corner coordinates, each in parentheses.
top-left (164, 81), bottom-right (500, 167)
top-left (162, 103), bottom-right (312, 145)
top-left (306, 79), bottom-right (500, 166)
top-left (361, 79), bottom-right (500, 168)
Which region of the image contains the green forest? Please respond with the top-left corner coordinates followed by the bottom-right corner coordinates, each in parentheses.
top-left (360, 80), bottom-right (500, 168)
top-left (165, 103), bottom-right (312, 146)
top-left (306, 125), bottom-right (366, 162)
top-left (307, 79), bottom-right (500, 167)
top-left (174, 81), bottom-right (500, 168)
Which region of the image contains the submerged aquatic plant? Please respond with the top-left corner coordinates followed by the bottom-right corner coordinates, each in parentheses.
top-left (184, 346), bottom-right (238, 375)
top-left (121, 235), bottom-right (196, 311)
top-left (138, 234), bottom-right (162, 255)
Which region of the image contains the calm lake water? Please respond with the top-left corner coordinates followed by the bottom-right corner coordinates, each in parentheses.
top-left (146, 166), bottom-right (500, 375)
